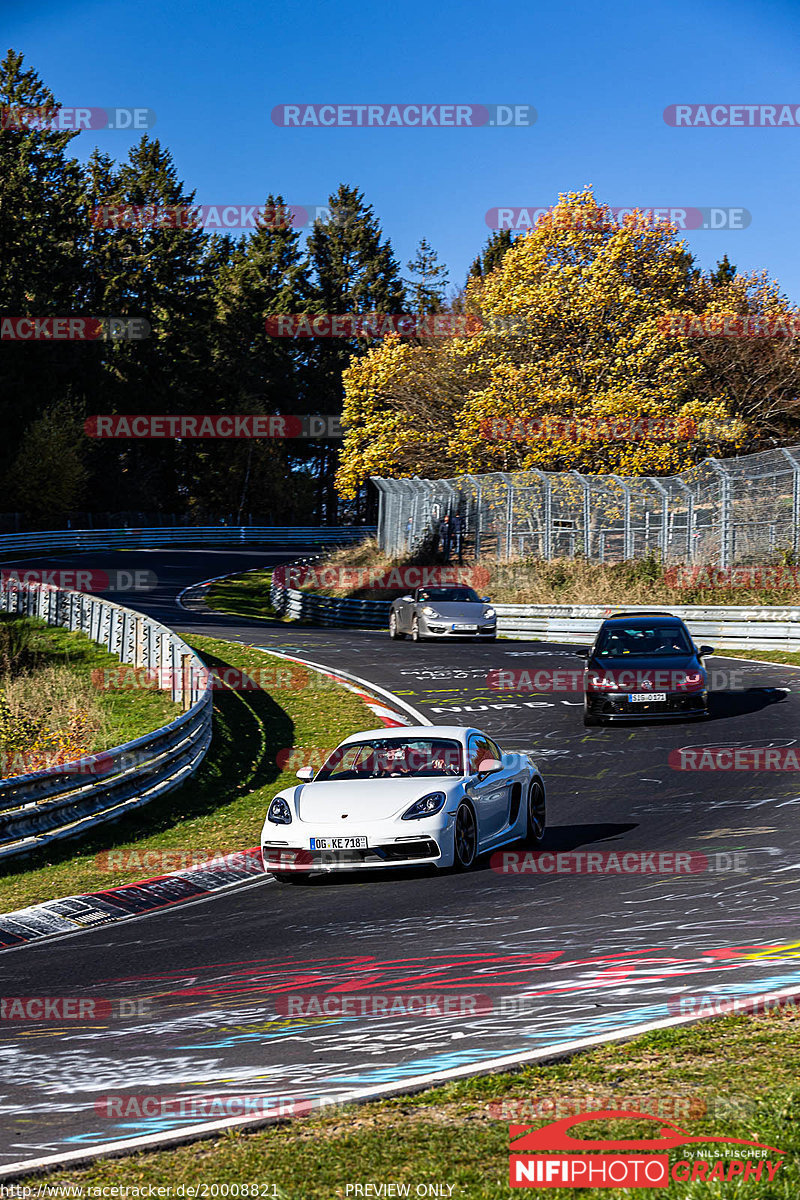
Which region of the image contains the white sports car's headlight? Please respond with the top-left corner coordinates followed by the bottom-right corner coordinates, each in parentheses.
top-left (267, 797), bottom-right (292, 825)
top-left (402, 791), bottom-right (446, 820)
top-left (421, 606), bottom-right (439, 617)
top-left (483, 607), bottom-right (496, 619)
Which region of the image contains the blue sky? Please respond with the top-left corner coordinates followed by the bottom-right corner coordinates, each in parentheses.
top-left (7, 0), bottom-right (800, 300)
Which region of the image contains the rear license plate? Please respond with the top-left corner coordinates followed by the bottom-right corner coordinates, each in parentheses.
top-left (453, 623), bottom-right (477, 631)
top-left (310, 836), bottom-right (368, 850)
top-left (629, 693), bottom-right (667, 702)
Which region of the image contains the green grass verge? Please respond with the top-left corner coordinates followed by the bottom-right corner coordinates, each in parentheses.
top-left (2, 615), bottom-right (180, 752)
top-left (45, 1010), bottom-right (800, 1196)
top-left (206, 570), bottom-right (277, 621)
top-left (0, 636), bottom-right (375, 912)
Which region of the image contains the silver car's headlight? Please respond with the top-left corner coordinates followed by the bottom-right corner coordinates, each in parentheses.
top-left (421, 606), bottom-right (438, 617)
top-left (402, 791), bottom-right (447, 820)
top-left (483, 607), bottom-right (496, 619)
top-left (267, 796), bottom-right (292, 825)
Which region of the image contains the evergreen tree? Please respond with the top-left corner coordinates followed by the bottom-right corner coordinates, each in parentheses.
top-left (469, 229), bottom-right (514, 279)
top-left (87, 135), bottom-right (219, 511)
top-left (0, 51), bottom-right (89, 480)
top-left (306, 184), bottom-right (405, 519)
top-left (405, 238), bottom-right (449, 312)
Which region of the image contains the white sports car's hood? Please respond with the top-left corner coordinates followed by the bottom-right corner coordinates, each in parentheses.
top-left (296, 778), bottom-right (454, 823)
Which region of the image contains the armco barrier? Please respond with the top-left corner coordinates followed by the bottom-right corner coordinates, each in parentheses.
top-left (0, 525), bottom-right (374, 558)
top-left (271, 562), bottom-right (391, 629)
top-left (270, 562), bottom-right (800, 650)
top-left (494, 603), bottom-right (800, 652)
top-left (0, 578), bottom-right (212, 862)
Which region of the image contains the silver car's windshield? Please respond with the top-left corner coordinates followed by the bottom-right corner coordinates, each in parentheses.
top-left (316, 738), bottom-right (464, 781)
top-left (418, 587), bottom-right (480, 603)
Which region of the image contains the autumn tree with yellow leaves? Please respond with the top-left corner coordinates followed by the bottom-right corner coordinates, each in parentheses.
top-left (336, 189), bottom-right (800, 498)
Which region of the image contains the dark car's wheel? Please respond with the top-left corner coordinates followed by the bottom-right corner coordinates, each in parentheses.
top-left (411, 616), bottom-right (423, 642)
top-left (524, 780), bottom-right (546, 845)
top-left (453, 802), bottom-right (477, 870)
top-left (583, 699), bottom-right (602, 727)
top-left (389, 612), bottom-right (405, 640)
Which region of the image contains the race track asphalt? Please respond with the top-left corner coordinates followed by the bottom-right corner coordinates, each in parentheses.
top-left (2, 548), bottom-right (800, 1173)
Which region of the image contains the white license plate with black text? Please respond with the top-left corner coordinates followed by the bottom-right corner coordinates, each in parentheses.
top-left (453, 623), bottom-right (477, 631)
top-left (310, 836), bottom-right (368, 850)
top-left (629, 693), bottom-right (667, 702)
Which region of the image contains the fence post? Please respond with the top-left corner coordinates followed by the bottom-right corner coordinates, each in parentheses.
top-left (570, 471), bottom-right (591, 557)
top-left (647, 477), bottom-right (670, 562)
top-left (707, 458), bottom-right (732, 568)
top-left (780, 448), bottom-right (800, 560)
top-left (610, 476), bottom-right (633, 559)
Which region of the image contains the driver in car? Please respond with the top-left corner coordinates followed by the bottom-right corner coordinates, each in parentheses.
top-left (378, 746), bottom-right (412, 776)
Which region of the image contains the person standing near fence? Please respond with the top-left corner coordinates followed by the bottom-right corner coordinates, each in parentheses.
top-left (439, 514), bottom-right (451, 562)
top-left (451, 512), bottom-right (463, 563)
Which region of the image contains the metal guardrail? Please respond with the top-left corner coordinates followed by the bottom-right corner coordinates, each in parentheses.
top-left (0, 526), bottom-right (375, 558)
top-left (0, 578), bottom-right (213, 862)
top-left (494, 603), bottom-right (800, 651)
top-left (270, 562), bottom-right (800, 650)
top-left (271, 562), bottom-right (391, 628)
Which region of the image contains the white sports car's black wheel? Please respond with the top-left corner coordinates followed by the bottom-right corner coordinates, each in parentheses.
top-left (389, 612), bottom-right (405, 640)
top-left (411, 616), bottom-right (423, 642)
top-left (453, 802), bottom-right (477, 870)
top-left (524, 780), bottom-right (546, 846)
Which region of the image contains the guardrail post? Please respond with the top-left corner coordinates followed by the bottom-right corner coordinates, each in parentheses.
top-left (181, 653), bottom-right (192, 711)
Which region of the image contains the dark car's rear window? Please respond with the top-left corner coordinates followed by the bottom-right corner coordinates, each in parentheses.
top-left (596, 623), bottom-right (693, 657)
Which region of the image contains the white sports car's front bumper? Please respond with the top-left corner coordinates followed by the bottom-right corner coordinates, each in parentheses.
top-left (262, 814), bottom-right (456, 873)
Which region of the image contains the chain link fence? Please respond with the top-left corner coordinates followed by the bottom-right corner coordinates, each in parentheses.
top-left (373, 445), bottom-right (800, 567)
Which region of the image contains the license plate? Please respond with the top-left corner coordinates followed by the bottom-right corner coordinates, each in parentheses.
top-left (453, 623), bottom-right (477, 631)
top-left (310, 836), bottom-right (368, 850)
top-left (629, 693), bottom-right (667, 702)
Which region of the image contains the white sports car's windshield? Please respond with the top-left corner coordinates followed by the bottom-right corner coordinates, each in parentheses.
top-left (316, 738), bottom-right (464, 781)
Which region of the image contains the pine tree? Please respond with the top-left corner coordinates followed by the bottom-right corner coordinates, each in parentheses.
top-left (0, 51), bottom-right (89, 482)
top-left (469, 229), bottom-right (514, 279)
top-left (405, 238), bottom-right (449, 312)
top-left (306, 184), bottom-right (405, 519)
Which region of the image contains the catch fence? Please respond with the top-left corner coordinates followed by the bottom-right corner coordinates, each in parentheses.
top-left (373, 446), bottom-right (800, 566)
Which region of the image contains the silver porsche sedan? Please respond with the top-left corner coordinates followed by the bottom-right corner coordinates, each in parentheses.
top-left (389, 585), bottom-right (497, 641)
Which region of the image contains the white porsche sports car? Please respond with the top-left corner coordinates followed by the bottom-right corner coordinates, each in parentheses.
top-left (261, 725), bottom-right (545, 881)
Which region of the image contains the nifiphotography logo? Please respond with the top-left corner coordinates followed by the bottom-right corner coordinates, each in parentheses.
top-left (508, 1109), bottom-right (785, 1188)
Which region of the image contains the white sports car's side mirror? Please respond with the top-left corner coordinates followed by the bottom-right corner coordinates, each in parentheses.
top-left (296, 766), bottom-right (314, 781)
top-left (477, 757), bottom-right (503, 774)
top-left (401, 594), bottom-right (413, 602)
